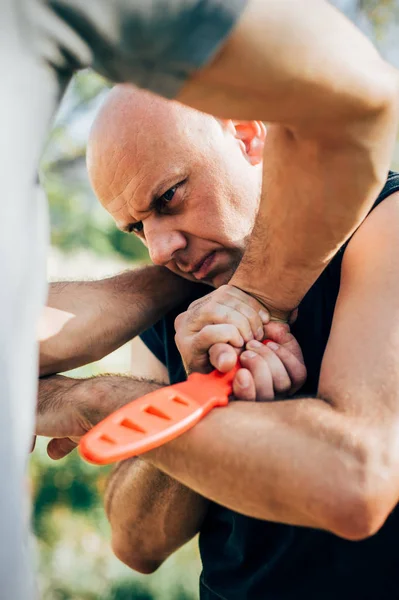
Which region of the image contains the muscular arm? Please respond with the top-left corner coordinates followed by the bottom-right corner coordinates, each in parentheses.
top-left (104, 458), bottom-right (208, 573)
top-left (37, 196), bottom-right (399, 564)
top-left (37, 349), bottom-right (208, 573)
top-left (106, 342), bottom-right (209, 573)
top-left (39, 265), bottom-right (193, 376)
top-left (180, 0), bottom-right (399, 318)
top-left (142, 195), bottom-right (399, 539)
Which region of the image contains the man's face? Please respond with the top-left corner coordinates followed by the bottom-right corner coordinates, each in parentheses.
top-left (89, 93), bottom-right (263, 288)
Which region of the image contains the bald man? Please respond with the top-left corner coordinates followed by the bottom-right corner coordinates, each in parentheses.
top-left (3, 1), bottom-right (399, 596)
top-left (37, 88), bottom-right (399, 600)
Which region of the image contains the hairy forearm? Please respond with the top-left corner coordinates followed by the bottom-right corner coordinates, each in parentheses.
top-left (39, 266), bottom-right (193, 375)
top-left (145, 397), bottom-right (383, 540)
top-left (105, 457), bottom-right (208, 573)
top-left (230, 109), bottom-right (398, 317)
top-left (37, 372), bottom-right (208, 569)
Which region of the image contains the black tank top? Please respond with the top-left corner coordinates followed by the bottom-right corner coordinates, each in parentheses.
top-left (140, 171), bottom-right (399, 600)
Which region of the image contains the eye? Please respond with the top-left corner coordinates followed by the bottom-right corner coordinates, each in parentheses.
top-left (129, 222), bottom-right (143, 234)
top-left (157, 185), bottom-right (177, 210)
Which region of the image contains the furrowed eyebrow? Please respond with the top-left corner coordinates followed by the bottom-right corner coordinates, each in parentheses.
top-left (136, 171), bottom-right (186, 214)
top-left (118, 171), bottom-right (187, 230)
top-left (126, 190), bottom-right (160, 219)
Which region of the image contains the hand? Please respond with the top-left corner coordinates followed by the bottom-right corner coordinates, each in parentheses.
top-left (174, 284), bottom-right (270, 374)
top-left (36, 374), bottom-right (146, 460)
top-left (230, 322), bottom-right (307, 401)
top-left (36, 375), bottom-right (99, 460)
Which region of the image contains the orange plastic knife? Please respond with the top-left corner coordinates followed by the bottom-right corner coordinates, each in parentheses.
top-left (79, 340), bottom-right (269, 465)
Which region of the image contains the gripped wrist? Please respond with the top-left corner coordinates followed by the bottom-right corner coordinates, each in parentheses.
top-left (228, 280), bottom-right (295, 323)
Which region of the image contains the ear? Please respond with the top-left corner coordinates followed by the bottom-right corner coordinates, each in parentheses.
top-left (232, 121), bottom-right (266, 165)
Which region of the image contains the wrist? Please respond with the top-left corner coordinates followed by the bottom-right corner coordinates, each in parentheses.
top-left (227, 279), bottom-right (295, 322)
top-left (123, 265), bottom-right (194, 309)
top-left (109, 266), bottom-right (195, 335)
top-left (78, 375), bottom-right (164, 427)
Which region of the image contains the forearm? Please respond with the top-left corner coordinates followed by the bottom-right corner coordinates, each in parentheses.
top-left (230, 111), bottom-right (398, 317)
top-left (145, 398), bottom-right (379, 540)
top-left (105, 458), bottom-right (208, 573)
top-left (37, 371), bottom-right (208, 566)
top-left (39, 266), bottom-right (193, 375)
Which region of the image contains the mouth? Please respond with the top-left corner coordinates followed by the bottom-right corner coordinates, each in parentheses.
top-left (191, 251), bottom-right (217, 281)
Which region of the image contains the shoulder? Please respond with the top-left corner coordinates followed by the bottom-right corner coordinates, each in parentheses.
top-left (343, 186), bottom-right (399, 274)
top-left (332, 171), bottom-right (399, 267)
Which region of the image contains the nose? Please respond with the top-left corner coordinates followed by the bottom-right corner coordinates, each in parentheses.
top-left (145, 222), bottom-right (187, 267)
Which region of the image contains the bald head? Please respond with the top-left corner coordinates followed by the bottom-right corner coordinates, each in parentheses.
top-left (87, 84), bottom-right (265, 288)
top-left (87, 85), bottom-right (217, 204)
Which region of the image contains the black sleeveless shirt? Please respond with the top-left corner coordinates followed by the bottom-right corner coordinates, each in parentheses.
top-left (140, 172), bottom-right (399, 600)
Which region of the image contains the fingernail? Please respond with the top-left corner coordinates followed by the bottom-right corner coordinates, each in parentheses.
top-left (237, 371), bottom-right (250, 389)
top-left (241, 350), bottom-right (257, 359)
top-left (256, 326), bottom-right (264, 340)
top-left (219, 352), bottom-right (232, 368)
top-left (247, 340), bottom-right (262, 349)
top-left (259, 310), bottom-right (270, 323)
top-left (267, 341), bottom-right (279, 351)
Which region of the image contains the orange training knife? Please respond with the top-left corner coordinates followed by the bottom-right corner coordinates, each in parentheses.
top-left (79, 341), bottom-right (269, 465)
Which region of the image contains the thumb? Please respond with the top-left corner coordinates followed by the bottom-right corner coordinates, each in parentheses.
top-left (36, 397), bottom-right (90, 439)
top-left (209, 343), bottom-right (240, 373)
top-left (47, 437), bottom-right (78, 460)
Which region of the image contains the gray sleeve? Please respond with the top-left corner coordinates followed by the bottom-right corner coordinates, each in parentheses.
top-left (24, 0), bottom-right (248, 98)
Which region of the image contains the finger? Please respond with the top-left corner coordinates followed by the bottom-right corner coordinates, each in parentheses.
top-left (247, 340), bottom-right (292, 394)
top-left (217, 285), bottom-right (271, 337)
top-left (263, 322), bottom-right (304, 362)
top-left (232, 368), bottom-right (256, 401)
top-left (189, 303), bottom-right (256, 343)
top-left (265, 341), bottom-right (307, 394)
top-left (186, 325), bottom-right (244, 373)
top-left (195, 324), bottom-right (245, 350)
top-left (209, 342), bottom-right (240, 372)
top-left (47, 437), bottom-right (77, 460)
top-left (223, 286), bottom-right (270, 324)
top-left (189, 285), bottom-right (270, 325)
top-left (187, 289), bottom-right (269, 341)
top-left (219, 299), bottom-right (266, 341)
top-left (239, 350), bottom-right (274, 402)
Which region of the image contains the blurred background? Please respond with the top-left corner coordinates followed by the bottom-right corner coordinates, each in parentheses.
top-left (32, 3), bottom-right (399, 599)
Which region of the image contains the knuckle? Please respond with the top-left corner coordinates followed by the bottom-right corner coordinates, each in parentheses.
top-left (188, 298), bottom-right (200, 310)
top-left (202, 304), bottom-right (219, 322)
top-left (174, 312), bottom-right (186, 330)
top-left (275, 378), bottom-right (291, 393)
top-left (197, 325), bottom-right (214, 345)
top-left (217, 284), bottom-right (230, 297)
top-left (174, 331), bottom-right (182, 348)
top-left (296, 364), bottom-right (307, 385)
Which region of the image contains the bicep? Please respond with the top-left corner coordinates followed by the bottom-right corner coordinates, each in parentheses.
top-left (178, 0), bottom-right (384, 126)
top-left (130, 337), bottom-right (170, 384)
top-left (318, 193), bottom-right (399, 423)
